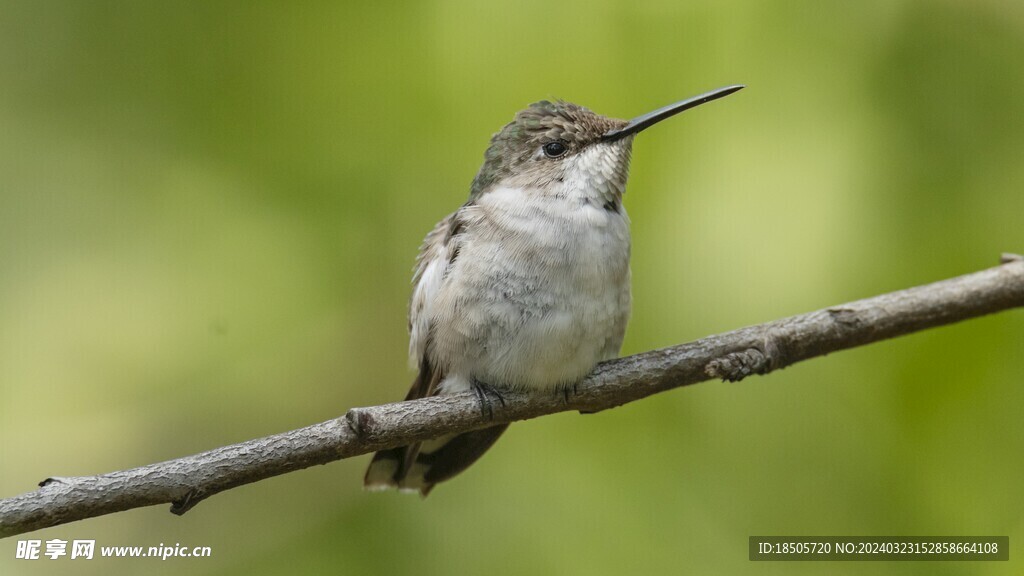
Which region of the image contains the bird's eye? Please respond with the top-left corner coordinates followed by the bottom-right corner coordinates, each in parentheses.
top-left (542, 141), bottom-right (568, 158)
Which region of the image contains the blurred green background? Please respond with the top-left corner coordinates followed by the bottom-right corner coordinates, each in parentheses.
top-left (1, 1), bottom-right (1022, 574)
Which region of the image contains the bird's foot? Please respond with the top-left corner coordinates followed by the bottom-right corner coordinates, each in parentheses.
top-left (471, 380), bottom-right (505, 420)
top-left (558, 382), bottom-right (582, 404)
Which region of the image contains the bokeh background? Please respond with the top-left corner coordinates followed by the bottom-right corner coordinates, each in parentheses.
top-left (1, 1), bottom-right (1022, 574)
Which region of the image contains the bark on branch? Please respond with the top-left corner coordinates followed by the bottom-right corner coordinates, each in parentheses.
top-left (2, 255), bottom-right (1023, 538)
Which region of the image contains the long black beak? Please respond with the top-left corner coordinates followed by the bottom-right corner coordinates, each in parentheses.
top-left (602, 85), bottom-right (744, 141)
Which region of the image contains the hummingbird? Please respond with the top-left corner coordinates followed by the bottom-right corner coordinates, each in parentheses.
top-left (364, 85), bottom-right (744, 495)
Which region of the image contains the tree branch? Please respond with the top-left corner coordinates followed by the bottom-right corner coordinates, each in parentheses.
top-left (2, 255), bottom-right (1023, 538)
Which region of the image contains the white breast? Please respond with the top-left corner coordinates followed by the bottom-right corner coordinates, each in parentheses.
top-left (428, 185), bottom-right (632, 392)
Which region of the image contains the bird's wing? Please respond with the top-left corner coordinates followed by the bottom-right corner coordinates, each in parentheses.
top-left (364, 208), bottom-right (471, 492)
top-left (407, 209), bottom-right (464, 378)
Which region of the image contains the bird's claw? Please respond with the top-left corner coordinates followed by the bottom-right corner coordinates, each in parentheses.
top-left (471, 381), bottom-right (505, 420)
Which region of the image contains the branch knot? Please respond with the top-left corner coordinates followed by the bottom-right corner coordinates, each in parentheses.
top-left (705, 347), bottom-right (769, 382)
